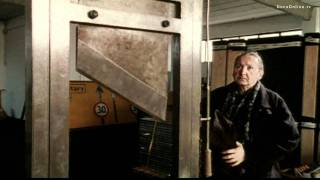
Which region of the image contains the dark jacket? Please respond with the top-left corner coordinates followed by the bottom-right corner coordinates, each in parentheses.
top-left (207, 82), bottom-right (300, 178)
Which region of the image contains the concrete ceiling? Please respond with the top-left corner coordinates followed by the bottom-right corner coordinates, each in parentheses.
top-left (204, 0), bottom-right (320, 25)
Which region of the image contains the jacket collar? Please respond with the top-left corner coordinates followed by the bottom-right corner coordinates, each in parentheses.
top-left (227, 81), bottom-right (272, 109)
top-left (256, 83), bottom-right (272, 109)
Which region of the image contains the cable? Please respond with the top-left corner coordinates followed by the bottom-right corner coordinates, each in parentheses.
top-left (147, 120), bottom-right (158, 166)
top-left (204, 0), bottom-right (213, 177)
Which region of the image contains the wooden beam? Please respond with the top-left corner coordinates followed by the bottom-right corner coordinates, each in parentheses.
top-left (254, 0), bottom-right (313, 20)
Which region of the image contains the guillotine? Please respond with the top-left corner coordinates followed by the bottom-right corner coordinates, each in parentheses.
top-left (25, 0), bottom-right (203, 178)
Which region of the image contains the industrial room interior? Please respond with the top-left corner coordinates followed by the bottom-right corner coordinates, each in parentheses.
top-left (0, 0), bottom-right (320, 178)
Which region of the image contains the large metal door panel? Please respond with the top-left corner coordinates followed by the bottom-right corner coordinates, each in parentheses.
top-left (77, 25), bottom-right (170, 120)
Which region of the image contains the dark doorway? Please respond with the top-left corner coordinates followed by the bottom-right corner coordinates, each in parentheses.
top-left (69, 123), bottom-right (139, 178)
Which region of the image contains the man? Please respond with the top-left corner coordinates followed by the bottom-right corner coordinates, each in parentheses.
top-left (206, 51), bottom-right (300, 178)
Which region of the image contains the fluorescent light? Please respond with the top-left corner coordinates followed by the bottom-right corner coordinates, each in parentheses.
top-left (222, 37), bottom-right (239, 41)
top-left (281, 30), bottom-right (303, 36)
top-left (240, 35), bottom-right (258, 40)
top-left (259, 33), bottom-right (280, 38)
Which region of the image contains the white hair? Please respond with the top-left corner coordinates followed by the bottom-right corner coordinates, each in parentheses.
top-left (235, 51), bottom-right (264, 71)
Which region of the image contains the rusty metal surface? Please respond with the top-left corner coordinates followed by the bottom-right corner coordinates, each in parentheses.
top-left (77, 25), bottom-right (169, 119)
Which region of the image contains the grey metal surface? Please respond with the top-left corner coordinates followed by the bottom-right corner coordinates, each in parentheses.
top-left (78, 25), bottom-right (169, 98)
top-left (190, 1), bottom-right (203, 177)
top-left (25, 0), bottom-right (50, 177)
top-left (67, 2), bottom-right (182, 34)
top-left (49, 0), bottom-right (70, 177)
top-left (76, 0), bottom-right (177, 18)
top-left (77, 30), bottom-right (169, 120)
top-left (177, 0), bottom-right (202, 177)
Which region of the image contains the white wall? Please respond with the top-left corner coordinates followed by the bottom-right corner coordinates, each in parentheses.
top-left (4, 16), bottom-right (25, 118)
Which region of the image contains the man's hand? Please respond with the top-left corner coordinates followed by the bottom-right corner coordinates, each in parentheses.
top-left (221, 141), bottom-right (245, 167)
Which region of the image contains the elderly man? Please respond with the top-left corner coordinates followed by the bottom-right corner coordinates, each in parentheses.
top-left (206, 51), bottom-right (300, 178)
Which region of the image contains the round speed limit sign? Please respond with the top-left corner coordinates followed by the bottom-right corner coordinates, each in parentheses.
top-left (94, 102), bottom-right (109, 117)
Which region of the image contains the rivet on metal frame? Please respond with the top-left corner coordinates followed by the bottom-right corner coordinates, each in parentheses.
top-left (161, 20), bottom-right (170, 28)
top-left (88, 10), bottom-right (99, 19)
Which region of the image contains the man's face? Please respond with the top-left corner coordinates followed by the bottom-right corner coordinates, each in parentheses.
top-left (233, 54), bottom-right (264, 92)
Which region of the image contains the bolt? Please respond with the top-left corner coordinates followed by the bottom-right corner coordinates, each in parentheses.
top-left (88, 10), bottom-right (98, 19)
top-left (161, 20), bottom-right (170, 28)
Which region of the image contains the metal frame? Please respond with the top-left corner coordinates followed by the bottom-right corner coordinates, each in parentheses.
top-left (26, 0), bottom-right (202, 177)
top-left (25, 0), bottom-right (50, 177)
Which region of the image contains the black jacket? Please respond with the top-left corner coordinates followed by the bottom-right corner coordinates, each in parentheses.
top-left (207, 82), bottom-right (300, 178)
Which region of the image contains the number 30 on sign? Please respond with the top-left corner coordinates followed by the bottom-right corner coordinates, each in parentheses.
top-left (94, 102), bottom-right (109, 117)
